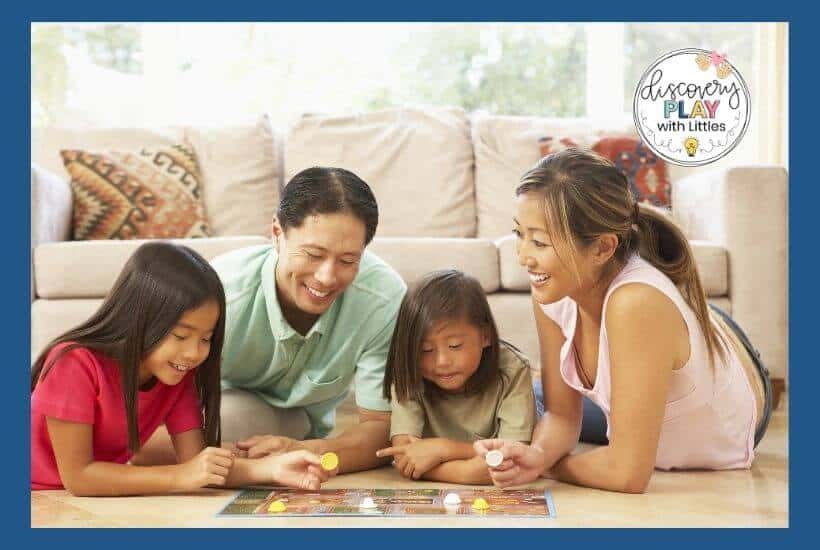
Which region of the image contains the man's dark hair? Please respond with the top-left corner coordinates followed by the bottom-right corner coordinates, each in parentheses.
top-left (277, 167), bottom-right (379, 244)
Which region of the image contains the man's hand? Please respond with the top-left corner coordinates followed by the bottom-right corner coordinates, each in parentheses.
top-left (265, 449), bottom-right (337, 491)
top-left (377, 438), bottom-right (444, 480)
top-left (235, 435), bottom-right (303, 458)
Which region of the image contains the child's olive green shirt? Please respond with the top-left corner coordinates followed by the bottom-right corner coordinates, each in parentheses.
top-left (389, 343), bottom-right (537, 442)
top-left (212, 245), bottom-right (406, 438)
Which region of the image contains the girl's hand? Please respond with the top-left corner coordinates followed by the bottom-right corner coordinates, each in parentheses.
top-left (377, 439), bottom-right (444, 480)
top-left (474, 439), bottom-right (546, 488)
top-left (267, 450), bottom-right (335, 491)
top-left (175, 446), bottom-right (235, 491)
top-left (235, 435), bottom-right (302, 458)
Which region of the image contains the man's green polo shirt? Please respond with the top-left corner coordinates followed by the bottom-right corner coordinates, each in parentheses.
top-left (211, 245), bottom-right (406, 438)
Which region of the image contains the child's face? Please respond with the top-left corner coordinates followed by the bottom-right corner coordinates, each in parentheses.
top-left (140, 300), bottom-right (220, 386)
top-left (419, 317), bottom-right (490, 393)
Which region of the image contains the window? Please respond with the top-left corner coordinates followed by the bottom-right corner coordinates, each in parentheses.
top-left (32, 22), bottom-right (784, 168)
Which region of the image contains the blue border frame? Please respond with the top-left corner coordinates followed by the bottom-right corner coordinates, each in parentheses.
top-left (13, 1), bottom-right (807, 546)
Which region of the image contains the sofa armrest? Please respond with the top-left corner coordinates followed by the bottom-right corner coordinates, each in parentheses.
top-left (31, 164), bottom-right (72, 248)
top-left (672, 165), bottom-right (788, 379)
top-left (31, 164), bottom-right (72, 301)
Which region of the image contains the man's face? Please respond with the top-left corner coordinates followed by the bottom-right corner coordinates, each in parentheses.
top-left (273, 212), bottom-right (367, 317)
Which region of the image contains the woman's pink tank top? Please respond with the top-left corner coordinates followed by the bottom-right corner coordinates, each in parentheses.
top-left (541, 254), bottom-right (756, 470)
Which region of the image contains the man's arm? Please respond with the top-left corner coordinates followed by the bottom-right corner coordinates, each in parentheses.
top-left (298, 408), bottom-right (392, 473)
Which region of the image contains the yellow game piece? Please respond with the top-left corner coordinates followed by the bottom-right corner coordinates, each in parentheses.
top-left (268, 500), bottom-right (287, 513)
top-left (320, 452), bottom-right (339, 471)
top-left (471, 497), bottom-right (490, 511)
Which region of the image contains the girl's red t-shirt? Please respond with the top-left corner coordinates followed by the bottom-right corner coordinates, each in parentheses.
top-left (31, 343), bottom-right (203, 490)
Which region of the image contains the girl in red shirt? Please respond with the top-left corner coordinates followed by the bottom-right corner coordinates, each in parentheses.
top-left (32, 242), bottom-right (334, 495)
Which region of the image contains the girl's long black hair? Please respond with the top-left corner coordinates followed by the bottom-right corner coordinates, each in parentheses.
top-left (31, 241), bottom-right (226, 452)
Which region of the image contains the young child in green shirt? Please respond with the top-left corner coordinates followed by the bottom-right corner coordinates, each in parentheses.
top-left (377, 269), bottom-right (536, 485)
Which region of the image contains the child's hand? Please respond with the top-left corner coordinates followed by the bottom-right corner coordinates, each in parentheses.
top-left (175, 446), bottom-right (234, 491)
top-left (377, 439), bottom-right (444, 480)
top-left (236, 435), bottom-right (302, 458)
top-left (474, 439), bottom-right (546, 488)
top-left (266, 449), bottom-right (334, 491)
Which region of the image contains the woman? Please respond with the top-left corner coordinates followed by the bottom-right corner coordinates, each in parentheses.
top-left (475, 149), bottom-right (772, 493)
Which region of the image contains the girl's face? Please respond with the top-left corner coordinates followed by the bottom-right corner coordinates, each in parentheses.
top-left (140, 300), bottom-right (220, 386)
top-left (419, 317), bottom-right (489, 393)
top-left (514, 193), bottom-right (590, 305)
top-left (273, 212), bottom-right (367, 317)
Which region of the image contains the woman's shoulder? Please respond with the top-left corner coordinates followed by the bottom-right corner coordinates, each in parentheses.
top-left (539, 296), bottom-right (575, 328)
top-left (605, 282), bottom-right (687, 349)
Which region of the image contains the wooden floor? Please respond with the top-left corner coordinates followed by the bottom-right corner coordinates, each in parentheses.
top-left (32, 395), bottom-right (788, 528)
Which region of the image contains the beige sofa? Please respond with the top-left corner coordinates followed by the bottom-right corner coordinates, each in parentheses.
top-left (31, 108), bottom-right (789, 385)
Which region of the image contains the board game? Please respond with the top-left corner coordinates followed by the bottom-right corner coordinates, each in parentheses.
top-left (218, 487), bottom-right (556, 518)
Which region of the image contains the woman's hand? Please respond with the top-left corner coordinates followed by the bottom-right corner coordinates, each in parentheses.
top-left (174, 446), bottom-right (235, 491)
top-left (474, 439), bottom-right (547, 488)
top-left (376, 439), bottom-right (444, 480)
top-left (266, 449), bottom-right (335, 491)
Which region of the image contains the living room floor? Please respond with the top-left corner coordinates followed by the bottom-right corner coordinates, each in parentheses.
top-left (32, 393), bottom-right (788, 528)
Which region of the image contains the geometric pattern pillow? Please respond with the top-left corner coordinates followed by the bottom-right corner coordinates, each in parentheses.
top-left (60, 143), bottom-right (210, 240)
top-left (537, 134), bottom-right (672, 208)
top-left (591, 136), bottom-right (671, 208)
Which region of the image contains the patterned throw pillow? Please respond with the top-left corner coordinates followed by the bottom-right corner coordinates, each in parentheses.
top-left (537, 135), bottom-right (671, 208)
top-left (60, 144), bottom-right (210, 240)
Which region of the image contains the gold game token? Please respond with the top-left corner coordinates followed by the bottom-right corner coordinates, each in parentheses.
top-left (268, 500), bottom-right (287, 513)
top-left (320, 452), bottom-right (339, 471)
top-left (471, 497), bottom-right (490, 511)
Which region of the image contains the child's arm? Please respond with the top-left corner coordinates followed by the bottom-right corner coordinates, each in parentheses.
top-left (377, 436), bottom-right (490, 483)
top-left (47, 418), bottom-right (232, 497)
top-left (173, 429), bottom-right (331, 490)
top-left (420, 451), bottom-right (492, 485)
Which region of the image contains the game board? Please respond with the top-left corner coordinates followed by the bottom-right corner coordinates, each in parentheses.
top-left (218, 487), bottom-right (556, 518)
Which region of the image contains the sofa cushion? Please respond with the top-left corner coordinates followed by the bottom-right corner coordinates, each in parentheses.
top-left (367, 238), bottom-right (499, 292)
top-left (472, 114), bottom-right (636, 239)
top-left (33, 126), bottom-right (186, 181)
top-left (34, 237), bottom-right (269, 299)
top-left (61, 144), bottom-right (211, 240)
top-left (184, 116), bottom-right (281, 237)
top-left (285, 108), bottom-right (476, 238)
top-left (496, 235), bottom-right (728, 297)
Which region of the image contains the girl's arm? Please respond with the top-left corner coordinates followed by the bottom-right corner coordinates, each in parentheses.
top-left (47, 418), bottom-right (232, 497)
top-left (172, 429), bottom-right (330, 490)
top-left (547, 284), bottom-right (683, 493)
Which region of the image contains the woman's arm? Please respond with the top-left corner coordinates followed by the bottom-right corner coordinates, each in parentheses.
top-left (547, 284), bottom-right (685, 493)
top-left (529, 297), bottom-right (583, 470)
top-left (47, 419), bottom-right (231, 496)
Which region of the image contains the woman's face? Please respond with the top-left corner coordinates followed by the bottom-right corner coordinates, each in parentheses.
top-left (273, 212), bottom-right (367, 317)
top-left (513, 193), bottom-right (587, 305)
